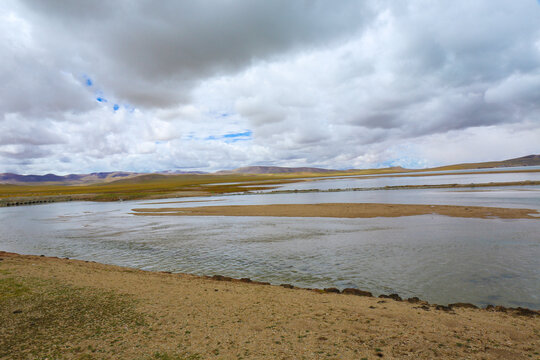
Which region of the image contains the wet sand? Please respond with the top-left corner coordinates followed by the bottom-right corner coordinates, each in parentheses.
top-left (0, 251), bottom-right (538, 359)
top-left (132, 202), bottom-right (540, 219)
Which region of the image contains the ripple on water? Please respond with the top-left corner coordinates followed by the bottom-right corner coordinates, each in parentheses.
top-left (1, 190), bottom-right (539, 308)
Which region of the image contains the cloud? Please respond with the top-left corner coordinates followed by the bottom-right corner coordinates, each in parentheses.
top-left (1, 0), bottom-right (539, 174)
top-left (18, 0), bottom-right (371, 108)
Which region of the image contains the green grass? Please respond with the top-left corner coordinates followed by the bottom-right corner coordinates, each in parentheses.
top-left (0, 277), bottom-right (30, 300)
top-left (0, 276), bottom-right (146, 359)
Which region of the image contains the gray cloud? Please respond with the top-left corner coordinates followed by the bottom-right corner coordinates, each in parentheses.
top-left (1, 0), bottom-right (540, 174)
top-left (19, 0), bottom-right (371, 108)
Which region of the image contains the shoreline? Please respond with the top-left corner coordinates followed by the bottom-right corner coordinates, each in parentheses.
top-left (2, 251), bottom-right (539, 313)
top-left (1, 251), bottom-right (538, 359)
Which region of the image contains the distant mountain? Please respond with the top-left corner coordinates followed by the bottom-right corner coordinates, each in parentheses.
top-left (498, 155), bottom-right (540, 167)
top-left (0, 173), bottom-right (66, 183)
top-left (157, 170), bottom-right (208, 175)
top-left (2, 155), bottom-right (538, 185)
top-left (432, 154), bottom-right (540, 171)
top-left (0, 172), bottom-right (137, 185)
top-left (215, 166), bottom-right (336, 175)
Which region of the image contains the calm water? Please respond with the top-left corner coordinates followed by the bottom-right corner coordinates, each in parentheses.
top-left (270, 170), bottom-right (540, 192)
top-left (1, 174), bottom-right (540, 309)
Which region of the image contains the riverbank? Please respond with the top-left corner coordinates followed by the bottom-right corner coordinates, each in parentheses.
top-left (132, 202), bottom-right (540, 220)
top-left (1, 252), bottom-right (538, 359)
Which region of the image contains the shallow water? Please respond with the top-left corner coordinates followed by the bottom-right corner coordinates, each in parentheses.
top-left (270, 171), bottom-right (540, 192)
top-left (1, 182), bottom-right (539, 309)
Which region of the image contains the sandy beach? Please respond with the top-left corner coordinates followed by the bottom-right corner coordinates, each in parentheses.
top-left (132, 202), bottom-right (540, 220)
top-left (1, 251), bottom-right (538, 359)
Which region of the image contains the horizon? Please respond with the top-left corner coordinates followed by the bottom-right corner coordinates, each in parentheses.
top-left (1, 153), bottom-right (539, 177)
top-left (1, 1), bottom-right (540, 174)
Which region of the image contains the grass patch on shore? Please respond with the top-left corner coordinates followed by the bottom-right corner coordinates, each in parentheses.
top-left (0, 168), bottom-right (415, 203)
top-left (0, 174), bottom-right (304, 202)
top-left (0, 275), bottom-right (146, 359)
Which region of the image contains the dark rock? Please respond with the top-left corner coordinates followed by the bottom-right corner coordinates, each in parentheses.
top-left (407, 297), bottom-right (421, 303)
top-left (449, 302), bottom-right (478, 309)
top-left (40, 255), bottom-right (45, 257)
top-left (376, 352), bottom-right (384, 358)
top-left (485, 305), bottom-right (495, 311)
top-left (280, 284), bottom-right (294, 289)
top-left (239, 278), bottom-right (252, 283)
top-left (342, 288), bottom-right (373, 297)
top-left (494, 306), bottom-right (507, 312)
top-left (369, 306), bottom-right (376, 309)
top-left (161, 271), bottom-right (172, 274)
top-left (377, 300), bottom-right (386, 304)
top-left (323, 287), bottom-right (341, 294)
top-left (12, 310), bottom-right (22, 314)
top-left (379, 293), bottom-right (402, 301)
top-left (513, 307), bottom-right (537, 317)
top-left (318, 336), bottom-right (328, 341)
top-left (211, 275), bottom-right (233, 282)
top-left (254, 281), bottom-right (271, 285)
top-left (435, 305), bottom-right (452, 312)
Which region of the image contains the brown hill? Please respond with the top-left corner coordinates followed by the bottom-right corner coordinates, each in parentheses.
top-left (0, 172), bottom-right (137, 185)
top-left (431, 155), bottom-right (540, 171)
top-left (215, 166), bottom-right (335, 175)
top-left (2, 155), bottom-right (538, 185)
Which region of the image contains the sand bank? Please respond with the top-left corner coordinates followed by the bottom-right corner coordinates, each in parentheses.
top-left (0, 252), bottom-right (538, 359)
top-left (132, 202), bottom-right (540, 219)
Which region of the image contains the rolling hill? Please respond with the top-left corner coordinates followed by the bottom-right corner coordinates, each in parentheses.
top-left (215, 166), bottom-right (335, 175)
top-left (1, 154), bottom-right (538, 185)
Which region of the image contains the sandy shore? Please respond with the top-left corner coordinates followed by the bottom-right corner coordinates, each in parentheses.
top-left (1, 251), bottom-right (538, 359)
top-left (132, 202), bottom-right (540, 219)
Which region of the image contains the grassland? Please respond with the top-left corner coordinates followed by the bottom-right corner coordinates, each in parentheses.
top-left (0, 169), bottom-right (413, 206)
top-left (0, 174), bottom-right (302, 205)
top-left (1, 252), bottom-right (538, 359)
top-left (2, 167), bottom-right (540, 207)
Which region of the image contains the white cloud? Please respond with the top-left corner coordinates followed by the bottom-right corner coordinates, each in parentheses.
top-left (1, 0), bottom-right (539, 174)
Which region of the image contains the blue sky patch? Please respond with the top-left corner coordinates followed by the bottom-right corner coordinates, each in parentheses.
top-left (223, 130), bottom-right (252, 138)
top-left (204, 130), bottom-right (252, 143)
top-left (96, 96), bottom-right (107, 103)
top-left (113, 104), bottom-right (119, 111)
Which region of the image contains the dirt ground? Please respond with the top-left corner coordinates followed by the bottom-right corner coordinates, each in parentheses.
top-left (132, 202), bottom-right (540, 220)
top-left (1, 252), bottom-right (538, 359)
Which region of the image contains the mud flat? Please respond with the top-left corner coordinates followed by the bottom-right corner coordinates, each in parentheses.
top-left (132, 202), bottom-right (540, 220)
top-left (0, 251), bottom-right (538, 359)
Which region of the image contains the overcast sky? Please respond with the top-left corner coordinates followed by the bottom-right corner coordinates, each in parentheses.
top-left (1, 0), bottom-right (540, 174)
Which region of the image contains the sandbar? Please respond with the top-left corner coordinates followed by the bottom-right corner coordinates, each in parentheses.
top-left (132, 202), bottom-right (540, 219)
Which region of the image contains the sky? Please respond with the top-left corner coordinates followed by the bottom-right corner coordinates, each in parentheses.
top-left (1, 0), bottom-right (540, 174)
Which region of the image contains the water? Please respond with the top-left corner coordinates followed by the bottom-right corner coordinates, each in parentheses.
top-left (269, 171), bottom-right (540, 192)
top-left (1, 174), bottom-right (539, 309)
